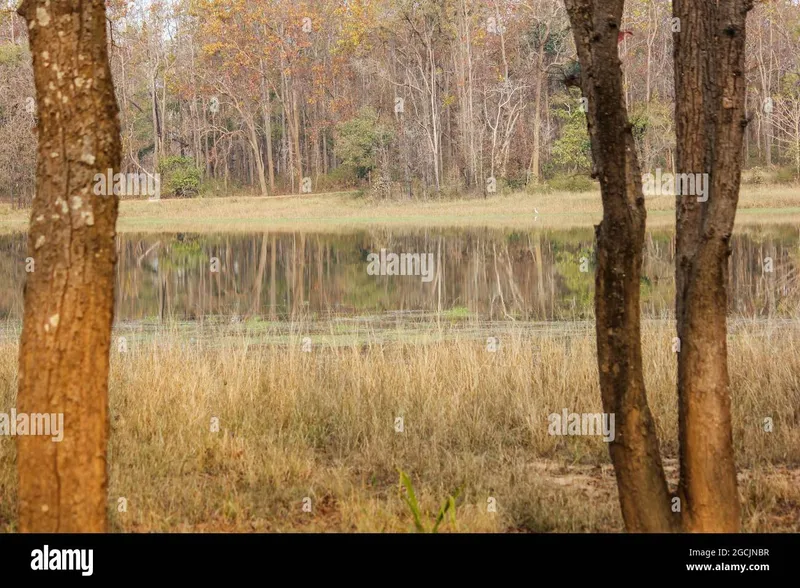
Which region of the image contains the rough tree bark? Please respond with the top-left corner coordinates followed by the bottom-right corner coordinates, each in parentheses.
top-left (16, 0), bottom-right (120, 532)
top-left (673, 0), bottom-right (753, 532)
top-left (564, 0), bottom-right (675, 532)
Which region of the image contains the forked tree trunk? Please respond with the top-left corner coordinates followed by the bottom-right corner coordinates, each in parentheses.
top-left (673, 0), bottom-right (753, 532)
top-left (16, 0), bottom-right (120, 532)
top-left (565, 0), bottom-right (676, 532)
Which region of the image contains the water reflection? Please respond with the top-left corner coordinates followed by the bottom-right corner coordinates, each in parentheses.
top-left (0, 226), bottom-right (798, 323)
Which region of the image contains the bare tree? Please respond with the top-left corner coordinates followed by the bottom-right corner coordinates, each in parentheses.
top-left (771, 94), bottom-right (800, 178)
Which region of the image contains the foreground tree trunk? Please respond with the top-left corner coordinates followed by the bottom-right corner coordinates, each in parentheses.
top-left (16, 0), bottom-right (120, 532)
top-left (565, 0), bottom-right (675, 532)
top-left (673, 0), bottom-right (753, 532)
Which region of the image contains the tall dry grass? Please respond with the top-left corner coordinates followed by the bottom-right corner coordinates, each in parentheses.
top-left (0, 320), bottom-right (798, 532)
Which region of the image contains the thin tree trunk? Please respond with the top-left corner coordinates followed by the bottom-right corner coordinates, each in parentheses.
top-left (529, 42), bottom-right (545, 184)
top-left (262, 74), bottom-right (276, 193)
top-left (565, 0), bottom-right (676, 533)
top-left (246, 120), bottom-right (268, 196)
top-left (291, 86), bottom-right (303, 192)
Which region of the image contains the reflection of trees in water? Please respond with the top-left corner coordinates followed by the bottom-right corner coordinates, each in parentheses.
top-left (728, 227), bottom-right (800, 317)
top-left (0, 227), bottom-right (798, 322)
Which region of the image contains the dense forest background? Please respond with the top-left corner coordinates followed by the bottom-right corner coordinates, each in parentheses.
top-left (1, 0), bottom-right (799, 204)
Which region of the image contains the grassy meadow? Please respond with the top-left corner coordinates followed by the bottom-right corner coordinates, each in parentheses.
top-left (0, 319), bottom-right (797, 532)
top-left (1, 185), bottom-right (800, 234)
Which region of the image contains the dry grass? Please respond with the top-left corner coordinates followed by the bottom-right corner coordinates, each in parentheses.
top-left (0, 320), bottom-right (798, 532)
top-left (1, 185), bottom-right (799, 234)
